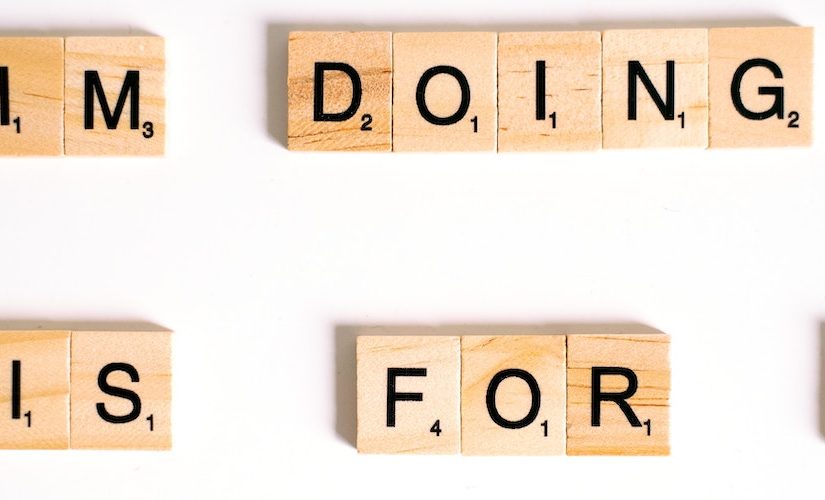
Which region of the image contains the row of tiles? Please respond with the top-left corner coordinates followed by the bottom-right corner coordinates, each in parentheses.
top-left (357, 334), bottom-right (670, 455)
top-left (0, 37), bottom-right (165, 156)
top-left (288, 27), bottom-right (813, 151)
top-left (0, 330), bottom-right (170, 449)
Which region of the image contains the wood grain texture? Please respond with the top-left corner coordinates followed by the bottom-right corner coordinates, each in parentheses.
top-left (567, 334), bottom-right (670, 456)
top-left (498, 32), bottom-right (602, 151)
top-left (0, 331), bottom-right (69, 449)
top-left (392, 32), bottom-right (496, 151)
top-left (357, 336), bottom-right (460, 454)
top-left (602, 29), bottom-right (708, 148)
top-left (287, 31), bottom-right (392, 151)
top-left (0, 38), bottom-right (64, 156)
top-left (64, 37), bottom-right (165, 156)
top-left (70, 331), bottom-right (171, 450)
top-left (461, 335), bottom-right (565, 455)
top-left (709, 27), bottom-right (813, 148)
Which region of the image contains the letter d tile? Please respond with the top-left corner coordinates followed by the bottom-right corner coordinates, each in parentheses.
top-left (287, 32), bottom-right (392, 151)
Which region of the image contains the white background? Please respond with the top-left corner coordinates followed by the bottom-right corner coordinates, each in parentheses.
top-left (2, 0), bottom-right (824, 498)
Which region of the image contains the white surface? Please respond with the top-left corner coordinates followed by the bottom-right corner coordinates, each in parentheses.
top-left (2, 0), bottom-right (825, 498)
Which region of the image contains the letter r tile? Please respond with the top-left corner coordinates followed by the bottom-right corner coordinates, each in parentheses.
top-left (567, 334), bottom-right (670, 456)
top-left (461, 336), bottom-right (566, 455)
top-left (287, 31), bottom-right (392, 151)
top-left (64, 37), bottom-right (165, 156)
top-left (356, 336), bottom-right (460, 454)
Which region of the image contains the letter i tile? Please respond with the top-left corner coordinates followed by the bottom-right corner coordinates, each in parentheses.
top-left (0, 38), bottom-right (64, 156)
top-left (356, 336), bottom-right (460, 454)
top-left (0, 331), bottom-right (70, 449)
top-left (497, 32), bottom-right (602, 151)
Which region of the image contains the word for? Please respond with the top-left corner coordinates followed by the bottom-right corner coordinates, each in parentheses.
top-left (0, 330), bottom-right (171, 449)
top-left (0, 36), bottom-right (165, 156)
top-left (357, 334), bottom-right (670, 455)
top-left (288, 27), bottom-right (813, 151)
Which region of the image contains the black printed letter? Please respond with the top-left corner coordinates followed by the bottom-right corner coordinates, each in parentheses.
top-left (0, 67), bottom-right (9, 126)
top-left (486, 369), bottom-right (541, 429)
top-left (731, 58), bottom-right (785, 120)
top-left (84, 70), bottom-right (140, 130)
top-left (591, 367), bottom-right (642, 427)
top-left (386, 367), bottom-right (426, 427)
top-left (628, 60), bottom-right (675, 120)
top-left (96, 362), bottom-right (142, 424)
top-left (416, 66), bottom-right (470, 126)
top-left (313, 62), bottom-right (362, 122)
top-left (535, 60), bottom-right (546, 120)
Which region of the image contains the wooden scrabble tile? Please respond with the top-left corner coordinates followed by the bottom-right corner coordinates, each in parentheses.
top-left (0, 331), bottom-right (69, 449)
top-left (567, 334), bottom-right (670, 455)
top-left (288, 31), bottom-right (392, 152)
top-left (461, 336), bottom-right (566, 455)
top-left (64, 37), bottom-right (164, 156)
top-left (0, 38), bottom-right (64, 156)
top-left (70, 331), bottom-right (171, 449)
top-left (602, 29), bottom-right (708, 148)
top-left (709, 27), bottom-right (813, 148)
top-left (357, 336), bottom-right (460, 454)
top-left (498, 32), bottom-right (602, 151)
top-left (393, 32), bottom-right (497, 151)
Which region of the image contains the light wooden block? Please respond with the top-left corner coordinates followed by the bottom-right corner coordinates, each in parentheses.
top-left (567, 334), bottom-right (670, 456)
top-left (70, 331), bottom-right (171, 449)
top-left (0, 38), bottom-right (64, 156)
top-left (288, 31), bottom-right (392, 152)
top-left (498, 32), bottom-right (602, 151)
top-left (709, 27), bottom-right (813, 148)
top-left (602, 29), bottom-right (708, 148)
top-left (0, 331), bottom-right (69, 449)
top-left (461, 336), bottom-right (566, 455)
top-left (393, 32), bottom-right (497, 151)
top-left (64, 37), bottom-right (165, 156)
top-left (357, 336), bottom-right (460, 454)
